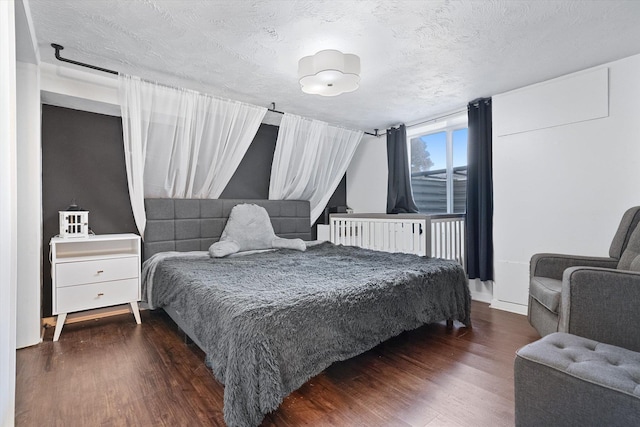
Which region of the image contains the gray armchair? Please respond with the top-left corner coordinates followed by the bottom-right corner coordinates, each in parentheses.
top-left (516, 207), bottom-right (640, 426)
top-left (528, 206), bottom-right (640, 340)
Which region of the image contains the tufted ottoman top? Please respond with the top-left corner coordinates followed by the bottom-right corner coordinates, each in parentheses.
top-left (516, 332), bottom-right (640, 398)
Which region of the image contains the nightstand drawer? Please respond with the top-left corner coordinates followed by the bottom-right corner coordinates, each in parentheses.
top-left (56, 256), bottom-right (139, 287)
top-left (55, 278), bottom-right (139, 314)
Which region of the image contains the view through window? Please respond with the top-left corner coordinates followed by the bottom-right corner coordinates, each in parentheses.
top-left (409, 120), bottom-right (468, 214)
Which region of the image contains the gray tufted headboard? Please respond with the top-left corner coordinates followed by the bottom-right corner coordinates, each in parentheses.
top-left (143, 198), bottom-right (312, 261)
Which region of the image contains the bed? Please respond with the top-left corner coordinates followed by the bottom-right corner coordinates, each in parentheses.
top-left (142, 198), bottom-right (471, 427)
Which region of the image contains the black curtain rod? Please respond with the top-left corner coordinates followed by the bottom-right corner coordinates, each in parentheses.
top-left (405, 108), bottom-right (468, 129)
top-left (383, 108), bottom-right (468, 136)
top-left (51, 43), bottom-right (386, 137)
top-left (265, 103), bottom-right (378, 137)
top-left (51, 44), bottom-right (118, 75)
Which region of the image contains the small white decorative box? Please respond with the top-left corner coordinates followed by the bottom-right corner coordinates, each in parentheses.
top-left (59, 210), bottom-right (89, 238)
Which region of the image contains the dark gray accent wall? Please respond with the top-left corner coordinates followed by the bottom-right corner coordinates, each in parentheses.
top-left (219, 124), bottom-right (278, 199)
top-left (42, 105), bottom-right (137, 317)
top-left (41, 106), bottom-right (346, 316)
top-left (221, 122), bottom-right (347, 236)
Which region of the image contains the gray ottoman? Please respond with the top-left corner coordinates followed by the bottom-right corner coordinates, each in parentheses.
top-left (515, 332), bottom-right (640, 426)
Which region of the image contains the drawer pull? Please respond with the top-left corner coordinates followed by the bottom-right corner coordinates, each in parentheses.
top-left (97, 292), bottom-right (104, 297)
top-left (97, 270), bottom-right (104, 274)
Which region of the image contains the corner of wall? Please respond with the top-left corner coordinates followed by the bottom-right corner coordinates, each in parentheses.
top-left (468, 279), bottom-right (493, 304)
top-left (1, 0), bottom-right (18, 424)
top-left (16, 60), bottom-right (42, 349)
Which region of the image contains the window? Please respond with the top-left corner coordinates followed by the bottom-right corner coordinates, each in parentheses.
top-left (409, 117), bottom-right (468, 214)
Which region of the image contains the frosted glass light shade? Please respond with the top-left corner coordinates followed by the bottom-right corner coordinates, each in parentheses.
top-left (298, 50), bottom-right (360, 96)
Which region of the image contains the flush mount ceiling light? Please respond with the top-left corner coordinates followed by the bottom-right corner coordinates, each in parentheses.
top-left (298, 49), bottom-right (360, 96)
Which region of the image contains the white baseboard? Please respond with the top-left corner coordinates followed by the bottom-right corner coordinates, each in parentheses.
top-left (490, 299), bottom-right (528, 315)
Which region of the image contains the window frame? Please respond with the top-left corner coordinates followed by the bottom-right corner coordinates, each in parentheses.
top-left (407, 114), bottom-right (468, 214)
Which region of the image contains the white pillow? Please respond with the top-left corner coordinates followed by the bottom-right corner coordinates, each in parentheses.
top-left (209, 203), bottom-right (306, 257)
top-left (209, 240), bottom-right (240, 258)
top-left (272, 236), bottom-right (306, 251)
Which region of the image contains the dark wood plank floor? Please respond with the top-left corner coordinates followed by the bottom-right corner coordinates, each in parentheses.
top-left (16, 301), bottom-right (539, 427)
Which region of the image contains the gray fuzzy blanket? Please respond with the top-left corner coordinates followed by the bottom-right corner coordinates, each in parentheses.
top-left (144, 242), bottom-right (470, 427)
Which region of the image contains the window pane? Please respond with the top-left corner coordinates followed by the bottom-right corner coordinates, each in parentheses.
top-left (452, 128), bottom-right (468, 213)
top-left (453, 128), bottom-right (467, 167)
top-left (410, 132), bottom-right (447, 214)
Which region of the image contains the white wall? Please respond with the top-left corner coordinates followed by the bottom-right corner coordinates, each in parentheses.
top-left (16, 61), bottom-right (42, 348)
top-left (346, 56), bottom-right (640, 313)
top-left (40, 62), bottom-right (119, 116)
top-left (492, 54), bottom-right (640, 313)
top-left (346, 134), bottom-right (387, 213)
top-left (0, 0), bottom-right (18, 424)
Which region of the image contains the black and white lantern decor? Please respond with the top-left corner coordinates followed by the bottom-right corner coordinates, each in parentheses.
top-left (59, 202), bottom-right (89, 238)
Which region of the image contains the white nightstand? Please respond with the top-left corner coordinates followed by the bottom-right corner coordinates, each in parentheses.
top-left (317, 224), bottom-right (330, 242)
top-left (50, 233), bottom-right (142, 341)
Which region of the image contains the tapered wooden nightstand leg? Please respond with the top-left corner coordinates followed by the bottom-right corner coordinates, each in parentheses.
top-left (53, 313), bottom-right (67, 341)
top-left (130, 301), bottom-right (141, 324)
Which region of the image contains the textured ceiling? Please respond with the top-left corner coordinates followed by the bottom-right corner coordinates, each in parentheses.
top-left (27, 0), bottom-right (640, 132)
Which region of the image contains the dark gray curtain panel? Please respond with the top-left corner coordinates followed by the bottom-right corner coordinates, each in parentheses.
top-left (386, 125), bottom-right (418, 214)
top-left (466, 98), bottom-right (493, 281)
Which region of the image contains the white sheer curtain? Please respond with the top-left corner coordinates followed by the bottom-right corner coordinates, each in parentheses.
top-left (269, 113), bottom-right (363, 224)
top-left (119, 74), bottom-right (266, 236)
